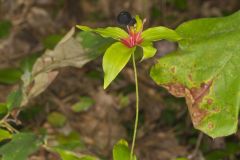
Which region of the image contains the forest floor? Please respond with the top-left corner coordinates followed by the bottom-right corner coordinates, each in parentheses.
top-left (0, 0), bottom-right (240, 160)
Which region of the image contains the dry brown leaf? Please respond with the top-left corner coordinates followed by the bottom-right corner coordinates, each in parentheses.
top-left (21, 28), bottom-right (94, 106)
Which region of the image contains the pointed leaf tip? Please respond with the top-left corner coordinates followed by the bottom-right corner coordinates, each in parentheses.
top-left (76, 25), bottom-right (128, 40)
top-left (142, 26), bottom-right (182, 42)
top-left (103, 42), bottom-right (136, 89)
top-left (140, 42), bottom-right (157, 60)
top-left (103, 79), bottom-right (108, 89)
top-left (76, 25), bottom-right (92, 32)
top-left (135, 15), bottom-right (143, 32)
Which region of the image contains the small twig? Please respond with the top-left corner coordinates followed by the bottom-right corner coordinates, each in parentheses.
top-left (0, 121), bottom-right (19, 133)
top-left (0, 113), bottom-right (10, 122)
top-left (188, 132), bottom-right (204, 159)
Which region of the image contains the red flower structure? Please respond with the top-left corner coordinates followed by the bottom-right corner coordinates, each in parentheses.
top-left (121, 27), bottom-right (143, 48)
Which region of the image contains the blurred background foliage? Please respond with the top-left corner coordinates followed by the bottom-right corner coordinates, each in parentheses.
top-left (0, 0), bottom-right (240, 160)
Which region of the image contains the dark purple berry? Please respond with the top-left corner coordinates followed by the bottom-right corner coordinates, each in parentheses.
top-left (117, 11), bottom-right (134, 26)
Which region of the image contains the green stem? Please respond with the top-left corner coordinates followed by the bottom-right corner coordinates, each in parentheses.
top-left (130, 53), bottom-right (139, 160)
top-left (0, 114), bottom-right (19, 133)
top-left (0, 121), bottom-right (19, 133)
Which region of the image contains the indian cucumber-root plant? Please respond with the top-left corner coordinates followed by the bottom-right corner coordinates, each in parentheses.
top-left (77, 11), bottom-right (181, 160)
top-left (0, 10), bottom-right (240, 160)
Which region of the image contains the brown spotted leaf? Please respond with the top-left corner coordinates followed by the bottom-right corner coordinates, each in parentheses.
top-left (151, 11), bottom-right (240, 138)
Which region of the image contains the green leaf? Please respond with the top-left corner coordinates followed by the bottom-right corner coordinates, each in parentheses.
top-left (56, 131), bottom-right (84, 150)
top-left (47, 112), bottom-right (67, 128)
top-left (0, 68), bottom-right (22, 84)
top-left (53, 148), bottom-right (97, 160)
top-left (76, 31), bottom-right (115, 59)
top-left (142, 26), bottom-right (181, 42)
top-left (0, 20), bottom-right (12, 38)
top-left (135, 15), bottom-right (143, 32)
top-left (76, 25), bottom-right (128, 40)
top-left (113, 139), bottom-right (136, 160)
top-left (175, 158), bottom-right (188, 160)
top-left (0, 133), bottom-right (41, 160)
top-left (54, 149), bottom-right (81, 160)
top-left (7, 89), bottom-right (23, 111)
top-left (78, 156), bottom-right (97, 160)
top-left (150, 11), bottom-right (240, 138)
top-left (71, 96), bottom-right (95, 112)
top-left (140, 41), bottom-right (157, 60)
top-left (103, 42), bottom-right (135, 89)
top-left (0, 103), bottom-right (8, 119)
top-left (0, 129), bottom-right (12, 142)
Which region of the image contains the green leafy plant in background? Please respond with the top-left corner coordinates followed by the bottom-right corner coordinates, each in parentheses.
top-left (71, 96), bottom-right (95, 112)
top-left (113, 139), bottom-right (137, 160)
top-left (0, 133), bottom-right (41, 160)
top-left (0, 10), bottom-right (240, 160)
